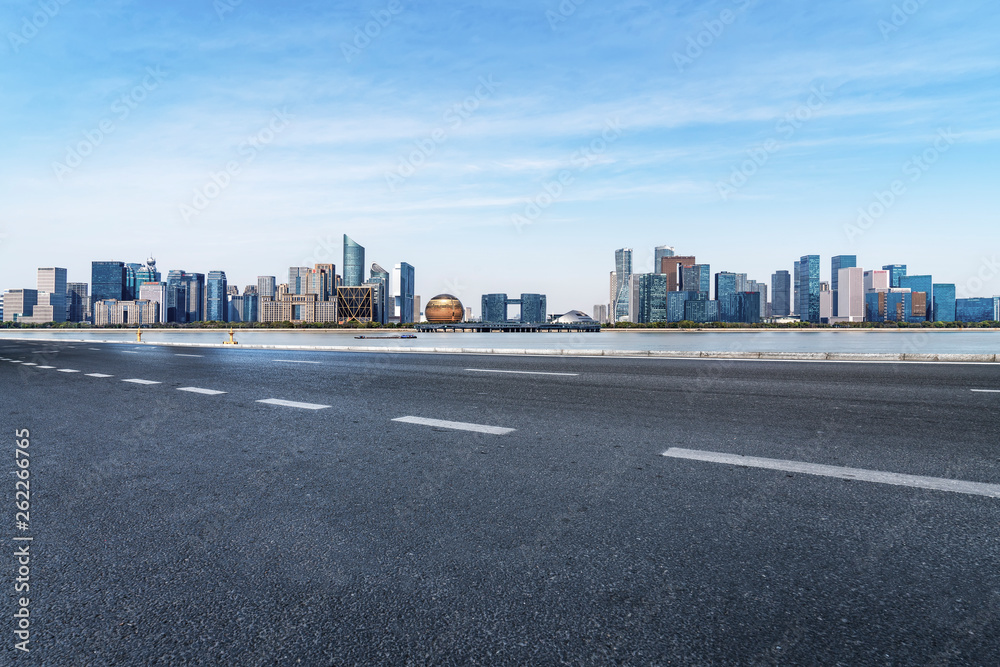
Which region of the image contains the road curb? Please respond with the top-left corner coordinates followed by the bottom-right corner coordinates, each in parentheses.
top-left (1, 337), bottom-right (996, 362)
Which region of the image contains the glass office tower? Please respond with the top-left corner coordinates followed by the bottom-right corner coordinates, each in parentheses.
top-left (167, 270), bottom-right (204, 322)
top-left (830, 255), bottom-right (857, 317)
top-left (481, 294), bottom-right (508, 322)
top-left (636, 274), bottom-right (667, 323)
top-left (614, 248), bottom-right (633, 321)
top-left (797, 255), bottom-right (820, 323)
top-left (932, 283), bottom-right (956, 322)
top-left (519, 294), bottom-right (547, 323)
top-left (715, 272), bottom-right (738, 322)
top-left (681, 264), bottom-right (710, 294)
top-left (343, 235), bottom-right (365, 287)
top-left (956, 298), bottom-right (995, 322)
top-left (92, 261), bottom-right (126, 301)
top-left (898, 275), bottom-right (932, 320)
top-left (653, 246), bottom-right (675, 274)
top-left (393, 262), bottom-right (415, 323)
top-left (205, 271), bottom-right (228, 322)
top-left (67, 282), bottom-right (89, 322)
top-left (734, 292), bottom-right (762, 324)
top-left (771, 271), bottom-right (792, 317)
top-left (667, 291), bottom-right (699, 323)
top-left (882, 264), bottom-right (907, 288)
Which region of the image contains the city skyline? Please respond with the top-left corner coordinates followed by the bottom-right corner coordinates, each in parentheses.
top-left (3, 238), bottom-right (1000, 324)
top-left (1, 2), bottom-right (998, 314)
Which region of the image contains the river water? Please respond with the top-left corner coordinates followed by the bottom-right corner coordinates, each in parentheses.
top-left (1, 329), bottom-right (998, 354)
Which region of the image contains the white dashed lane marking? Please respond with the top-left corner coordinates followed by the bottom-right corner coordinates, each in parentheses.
top-left (175, 354), bottom-right (204, 358)
top-left (37, 366), bottom-right (55, 369)
top-left (122, 379), bottom-right (160, 385)
top-left (21, 363), bottom-right (37, 366)
top-left (273, 360), bottom-right (321, 364)
top-left (971, 389), bottom-right (1000, 393)
top-left (57, 369), bottom-right (80, 373)
top-left (465, 368), bottom-right (579, 377)
top-left (392, 416), bottom-right (515, 435)
top-left (256, 398), bottom-right (330, 410)
top-left (177, 387), bottom-right (227, 396)
top-left (86, 374), bottom-right (114, 378)
top-left (662, 448), bottom-right (1000, 499)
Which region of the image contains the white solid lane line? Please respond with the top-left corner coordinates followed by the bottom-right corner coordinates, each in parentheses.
top-left (273, 360), bottom-right (321, 364)
top-left (257, 398), bottom-right (330, 410)
top-left (392, 416), bottom-right (515, 435)
top-left (57, 369), bottom-right (80, 373)
top-left (175, 354), bottom-right (204, 358)
top-left (177, 387), bottom-right (227, 395)
top-left (662, 448), bottom-right (1000, 499)
top-left (122, 379), bottom-right (160, 385)
top-left (465, 368), bottom-right (580, 377)
top-left (971, 389), bottom-right (1000, 393)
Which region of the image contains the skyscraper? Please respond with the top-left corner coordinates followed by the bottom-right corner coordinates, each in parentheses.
top-left (67, 282), bottom-right (89, 322)
top-left (614, 248), bottom-right (633, 321)
top-left (899, 275), bottom-right (933, 320)
top-left (343, 235), bottom-right (365, 287)
top-left (139, 282), bottom-right (168, 325)
top-left (837, 267), bottom-right (865, 321)
top-left (92, 261), bottom-right (126, 301)
top-left (637, 274), bottom-right (667, 323)
top-left (167, 270), bottom-right (204, 323)
top-left (205, 271), bottom-right (228, 322)
top-left (368, 263), bottom-right (390, 325)
top-left (653, 246), bottom-right (675, 273)
top-left (883, 264), bottom-right (907, 288)
top-left (393, 262), bottom-right (415, 323)
top-left (289, 267), bottom-right (310, 295)
top-left (771, 270), bottom-right (791, 317)
top-left (680, 264), bottom-right (710, 294)
top-left (864, 270), bottom-right (889, 292)
top-left (36, 267), bottom-right (67, 322)
top-left (242, 285), bottom-right (259, 323)
top-left (831, 255), bottom-right (857, 317)
top-left (481, 294), bottom-right (509, 322)
top-left (797, 255), bottom-right (820, 323)
top-left (932, 283), bottom-right (956, 322)
top-left (716, 272), bottom-right (738, 321)
top-left (370, 262), bottom-right (389, 284)
top-left (257, 276), bottom-right (276, 299)
top-left (519, 293), bottom-right (547, 323)
top-left (661, 256), bottom-right (696, 292)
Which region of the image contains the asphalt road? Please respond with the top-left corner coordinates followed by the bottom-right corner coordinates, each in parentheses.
top-left (1, 340), bottom-right (999, 665)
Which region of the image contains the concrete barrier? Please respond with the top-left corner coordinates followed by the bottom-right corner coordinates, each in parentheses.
top-left (1, 336), bottom-right (997, 362)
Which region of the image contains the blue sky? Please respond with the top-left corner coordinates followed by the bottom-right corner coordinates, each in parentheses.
top-left (1, 0), bottom-right (998, 312)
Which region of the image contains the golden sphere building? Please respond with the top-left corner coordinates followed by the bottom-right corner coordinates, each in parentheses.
top-left (424, 294), bottom-right (464, 324)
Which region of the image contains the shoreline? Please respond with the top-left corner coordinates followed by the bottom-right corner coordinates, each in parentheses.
top-left (1, 327), bottom-right (998, 335)
top-left (0, 335), bottom-right (996, 363)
